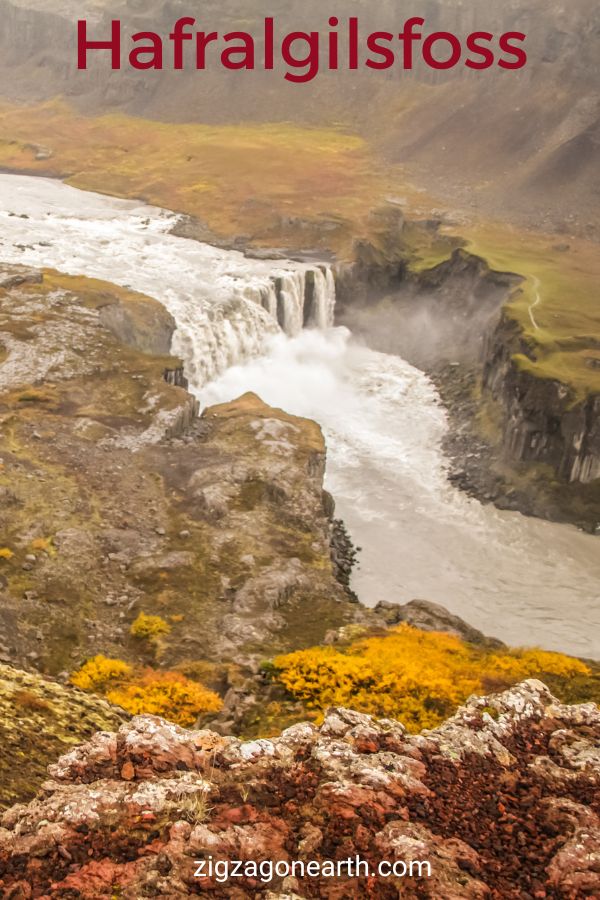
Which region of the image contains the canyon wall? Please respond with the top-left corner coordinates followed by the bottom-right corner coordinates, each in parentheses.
top-left (337, 229), bottom-right (600, 527)
top-left (483, 313), bottom-right (600, 485)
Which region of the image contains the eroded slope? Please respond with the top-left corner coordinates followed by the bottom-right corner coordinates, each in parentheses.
top-left (0, 265), bottom-right (355, 679)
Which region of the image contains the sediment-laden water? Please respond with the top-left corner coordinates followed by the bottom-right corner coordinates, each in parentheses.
top-left (1, 174), bottom-right (598, 658)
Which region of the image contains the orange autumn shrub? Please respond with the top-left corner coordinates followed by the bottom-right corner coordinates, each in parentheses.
top-left (71, 656), bottom-right (222, 727)
top-left (106, 671), bottom-right (222, 727)
top-left (273, 624), bottom-right (590, 732)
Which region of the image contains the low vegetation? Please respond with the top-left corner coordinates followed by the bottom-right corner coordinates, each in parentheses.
top-left (0, 98), bottom-right (388, 257)
top-left (273, 624), bottom-right (593, 732)
top-left (130, 612), bottom-right (172, 642)
top-left (71, 656), bottom-right (222, 727)
top-left (0, 661), bottom-right (127, 810)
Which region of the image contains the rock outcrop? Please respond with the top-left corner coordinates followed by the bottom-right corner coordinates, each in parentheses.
top-left (483, 312), bottom-right (600, 485)
top-left (0, 265), bottom-right (356, 678)
top-left (0, 680), bottom-right (598, 898)
top-left (373, 599), bottom-right (505, 649)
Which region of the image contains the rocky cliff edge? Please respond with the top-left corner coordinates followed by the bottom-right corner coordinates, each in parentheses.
top-left (0, 680), bottom-right (598, 898)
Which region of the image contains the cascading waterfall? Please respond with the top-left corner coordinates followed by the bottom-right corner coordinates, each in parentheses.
top-left (258, 267), bottom-right (336, 336)
top-left (170, 263), bottom-right (337, 388)
top-left (0, 175), bottom-right (337, 391)
top-left (309, 266), bottom-right (337, 329)
top-left (257, 282), bottom-right (278, 319)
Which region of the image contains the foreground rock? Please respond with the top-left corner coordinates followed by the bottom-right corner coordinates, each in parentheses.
top-left (373, 599), bottom-right (505, 649)
top-left (0, 681), bottom-right (598, 898)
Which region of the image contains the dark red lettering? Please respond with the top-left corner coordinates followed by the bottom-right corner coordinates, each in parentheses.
top-left (366, 32), bottom-right (395, 70)
top-left (78, 20), bottom-right (121, 70)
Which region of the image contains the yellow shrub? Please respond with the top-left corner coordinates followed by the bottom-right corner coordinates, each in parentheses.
top-left (130, 612), bottom-right (171, 641)
top-left (273, 625), bottom-right (591, 733)
top-left (30, 537), bottom-right (55, 556)
top-left (0, 547), bottom-right (14, 560)
top-left (106, 670), bottom-right (222, 727)
top-left (71, 657), bottom-right (222, 727)
top-left (486, 648), bottom-right (589, 680)
top-left (71, 655), bottom-right (133, 691)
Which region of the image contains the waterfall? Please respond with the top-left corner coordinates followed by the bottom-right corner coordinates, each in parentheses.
top-left (241, 264), bottom-right (337, 342)
top-left (0, 175), bottom-right (337, 391)
top-left (3, 176), bottom-right (600, 661)
top-left (260, 266), bottom-right (337, 337)
top-left (275, 271), bottom-right (306, 336)
top-left (257, 282), bottom-right (278, 319)
top-left (170, 294), bottom-right (280, 390)
top-left (170, 263), bottom-right (337, 389)
top-left (308, 266), bottom-right (336, 329)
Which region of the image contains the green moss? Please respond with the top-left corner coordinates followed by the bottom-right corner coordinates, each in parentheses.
top-left (400, 221), bottom-right (463, 274)
top-left (457, 224), bottom-right (600, 400)
top-left (0, 662), bottom-right (127, 810)
top-left (543, 668), bottom-right (600, 706)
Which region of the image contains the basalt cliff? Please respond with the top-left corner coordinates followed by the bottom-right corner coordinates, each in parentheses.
top-left (337, 221), bottom-right (600, 531)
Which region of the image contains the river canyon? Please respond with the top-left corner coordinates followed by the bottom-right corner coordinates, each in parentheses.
top-left (0, 173), bottom-right (598, 659)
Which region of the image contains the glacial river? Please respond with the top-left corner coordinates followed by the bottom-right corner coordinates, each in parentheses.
top-left (1, 174), bottom-right (598, 658)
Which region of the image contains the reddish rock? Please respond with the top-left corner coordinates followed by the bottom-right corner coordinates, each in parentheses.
top-left (0, 681), bottom-right (598, 898)
top-left (121, 761), bottom-right (135, 781)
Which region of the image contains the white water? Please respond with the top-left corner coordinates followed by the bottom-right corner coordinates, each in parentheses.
top-left (1, 175), bottom-right (599, 659)
top-left (0, 176), bottom-right (335, 387)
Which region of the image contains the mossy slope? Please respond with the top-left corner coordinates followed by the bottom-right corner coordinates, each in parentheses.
top-left (0, 265), bottom-right (353, 688)
top-left (0, 661), bottom-right (127, 810)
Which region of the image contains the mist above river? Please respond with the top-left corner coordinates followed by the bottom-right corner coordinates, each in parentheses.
top-left (0, 175), bottom-right (598, 658)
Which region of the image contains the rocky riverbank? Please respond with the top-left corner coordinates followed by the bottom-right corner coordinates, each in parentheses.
top-left (0, 680), bottom-right (598, 898)
top-left (433, 362), bottom-right (600, 534)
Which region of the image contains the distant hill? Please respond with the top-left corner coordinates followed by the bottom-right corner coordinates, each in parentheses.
top-left (0, 0), bottom-right (598, 234)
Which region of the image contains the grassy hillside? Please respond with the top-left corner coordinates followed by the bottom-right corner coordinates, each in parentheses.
top-left (0, 99), bottom-right (389, 257)
top-left (433, 223), bottom-right (600, 400)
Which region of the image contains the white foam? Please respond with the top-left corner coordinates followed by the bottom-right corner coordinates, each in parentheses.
top-left (0, 175), bottom-right (335, 387)
top-left (202, 328), bottom-right (600, 659)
